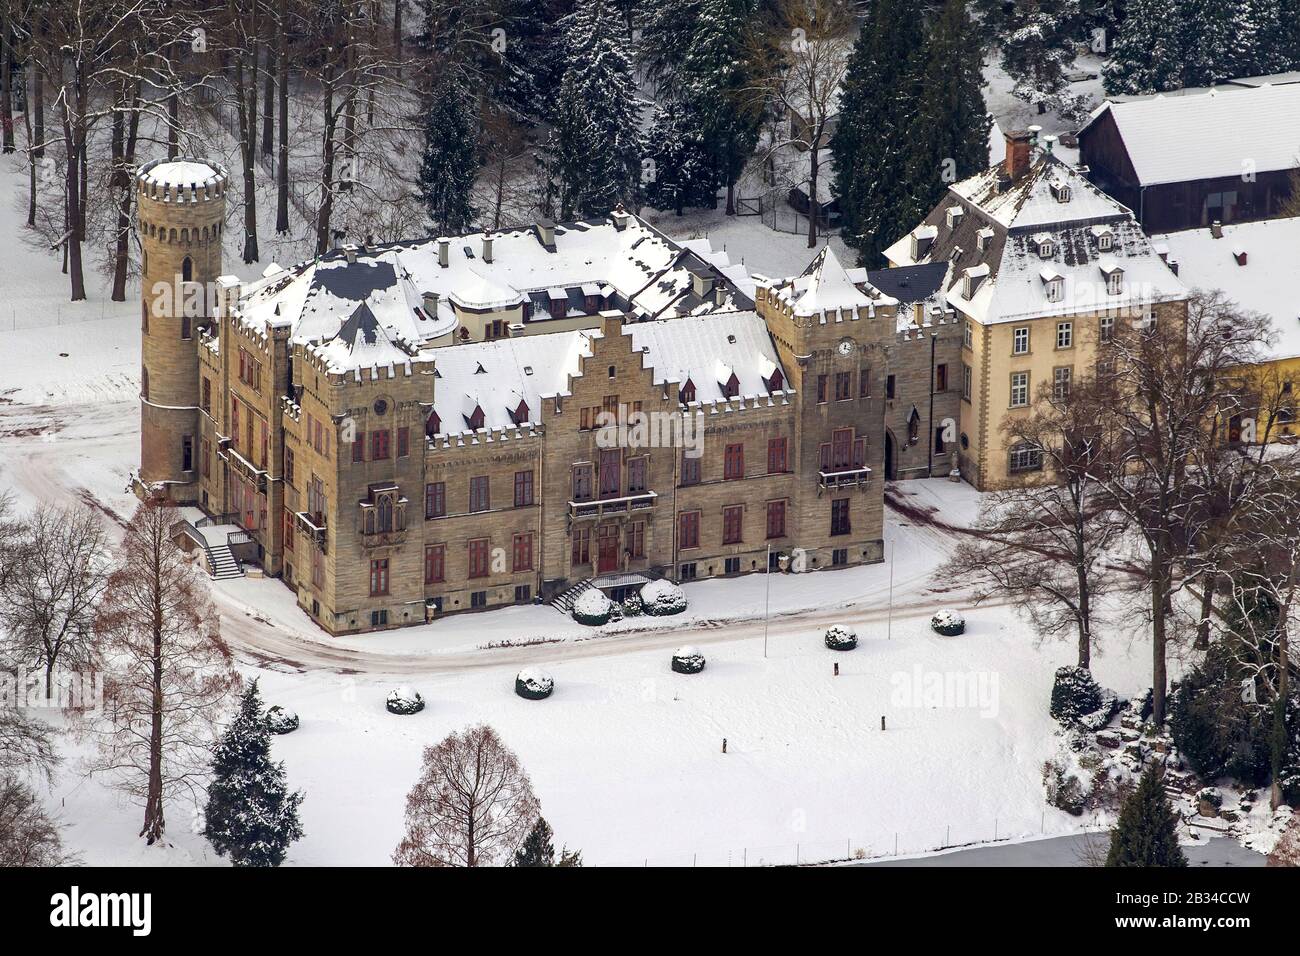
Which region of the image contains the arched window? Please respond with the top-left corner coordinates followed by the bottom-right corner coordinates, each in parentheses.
top-left (182, 256), bottom-right (193, 282)
top-left (378, 496), bottom-right (393, 533)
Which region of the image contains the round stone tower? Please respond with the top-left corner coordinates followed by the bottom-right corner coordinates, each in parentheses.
top-left (136, 158), bottom-right (227, 502)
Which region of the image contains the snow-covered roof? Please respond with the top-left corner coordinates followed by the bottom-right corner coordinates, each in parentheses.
top-left (769, 247), bottom-right (896, 317)
top-left (946, 155), bottom-right (1126, 230)
top-left (429, 332), bottom-right (593, 436)
top-left (427, 312), bottom-right (792, 438)
top-left (886, 155), bottom-right (1185, 324)
top-left (1083, 85), bottom-right (1300, 186)
top-left (235, 214), bottom-right (755, 371)
top-left (137, 158), bottom-right (227, 199)
top-left (1155, 217), bottom-right (1300, 361)
top-left (625, 312), bottom-right (790, 403)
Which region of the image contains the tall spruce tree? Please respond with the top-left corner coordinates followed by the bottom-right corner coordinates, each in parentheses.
top-left (644, 104), bottom-right (715, 215)
top-left (1105, 764), bottom-right (1188, 867)
top-left (550, 0), bottom-right (645, 218)
top-left (902, 0), bottom-right (991, 230)
top-left (1101, 0), bottom-right (1184, 94)
top-left (830, 0), bottom-right (928, 265)
top-left (202, 680), bottom-right (305, 868)
top-left (676, 0), bottom-right (760, 215)
top-left (998, 0), bottom-right (1084, 117)
top-left (417, 74), bottom-right (480, 234)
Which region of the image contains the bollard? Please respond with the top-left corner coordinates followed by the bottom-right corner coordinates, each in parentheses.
top-left (721, 737), bottom-right (727, 754)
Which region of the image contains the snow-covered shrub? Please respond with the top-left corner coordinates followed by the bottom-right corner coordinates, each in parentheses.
top-left (515, 668), bottom-right (554, 701)
top-left (1051, 667), bottom-right (1119, 731)
top-left (640, 579), bottom-right (687, 616)
top-left (671, 646), bottom-right (706, 674)
top-left (621, 591), bottom-right (644, 617)
top-left (1042, 759), bottom-right (1088, 816)
top-left (823, 626), bottom-right (858, 651)
top-left (264, 705), bottom-right (299, 735)
top-left (572, 589), bottom-right (613, 626)
top-left (1051, 666), bottom-right (1104, 726)
top-left (929, 609), bottom-right (965, 636)
top-left (1196, 787), bottom-right (1223, 816)
top-left (386, 686), bottom-right (425, 715)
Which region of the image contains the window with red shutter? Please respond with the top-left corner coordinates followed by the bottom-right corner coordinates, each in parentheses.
top-left (468, 539), bottom-right (490, 578)
top-left (722, 505), bottom-right (743, 544)
top-left (766, 500), bottom-right (787, 538)
top-left (724, 443), bottom-right (744, 479)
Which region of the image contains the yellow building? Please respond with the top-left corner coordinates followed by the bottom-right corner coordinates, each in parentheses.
top-left (1156, 216), bottom-right (1300, 439)
top-left (885, 131), bottom-right (1188, 489)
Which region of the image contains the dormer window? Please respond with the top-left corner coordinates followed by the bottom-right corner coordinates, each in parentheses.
top-left (1040, 266), bottom-right (1065, 303)
top-left (766, 367), bottom-right (784, 392)
top-left (962, 264), bottom-right (990, 299)
top-left (910, 225), bottom-right (938, 261)
top-left (722, 373), bottom-right (740, 399)
top-left (1098, 233), bottom-right (1113, 251)
top-left (1100, 260), bottom-right (1124, 295)
top-left (425, 410), bottom-right (441, 438)
top-left (976, 227), bottom-right (994, 252)
top-left (1035, 235), bottom-right (1055, 259)
top-left (1050, 182), bottom-right (1071, 203)
top-left (466, 405), bottom-right (485, 430)
top-left (946, 206), bottom-right (964, 229)
top-left (679, 379), bottom-right (696, 404)
top-left (508, 399), bottom-right (529, 425)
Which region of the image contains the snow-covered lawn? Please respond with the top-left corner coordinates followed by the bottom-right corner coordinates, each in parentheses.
top-left (49, 596), bottom-right (1155, 867)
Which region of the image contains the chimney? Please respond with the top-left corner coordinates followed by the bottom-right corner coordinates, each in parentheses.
top-left (437, 238), bottom-right (450, 268)
top-left (1168, 259), bottom-right (1180, 276)
top-left (534, 217), bottom-right (556, 250)
top-left (343, 243), bottom-right (358, 263)
top-left (1211, 221), bottom-right (1224, 239)
top-left (1233, 248), bottom-right (1248, 266)
top-left (691, 270), bottom-right (714, 299)
top-left (482, 232), bottom-right (494, 264)
top-left (1004, 130), bottom-right (1035, 182)
top-left (599, 309), bottom-right (624, 338)
top-left (611, 203), bottom-right (630, 231)
top-left (422, 290), bottom-right (440, 316)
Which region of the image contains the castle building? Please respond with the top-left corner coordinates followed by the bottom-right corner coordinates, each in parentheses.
top-left (885, 130), bottom-right (1189, 490)
top-left (135, 157), bottom-right (964, 634)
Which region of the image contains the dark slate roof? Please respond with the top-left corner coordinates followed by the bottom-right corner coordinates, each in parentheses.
top-left (866, 262), bottom-right (949, 304)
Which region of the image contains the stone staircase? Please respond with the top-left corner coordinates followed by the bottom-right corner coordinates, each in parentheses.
top-left (206, 541), bottom-right (245, 580)
top-left (550, 578), bottom-right (595, 614)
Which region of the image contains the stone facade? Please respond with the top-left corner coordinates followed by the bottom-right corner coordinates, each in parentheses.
top-left (139, 159), bottom-right (923, 636)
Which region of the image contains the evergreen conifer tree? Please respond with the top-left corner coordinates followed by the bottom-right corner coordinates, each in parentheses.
top-left (830, 0), bottom-right (927, 265)
top-left (551, 0), bottom-right (645, 219)
top-left (513, 817), bottom-right (584, 866)
top-left (202, 680), bottom-right (305, 868)
top-left (1101, 0), bottom-right (1184, 94)
top-left (1105, 764), bottom-right (1188, 867)
top-left (417, 74), bottom-right (479, 234)
top-left (902, 0), bottom-right (991, 229)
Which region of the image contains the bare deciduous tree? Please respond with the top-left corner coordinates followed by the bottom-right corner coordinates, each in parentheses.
top-left (939, 375), bottom-right (1123, 669)
top-left (747, 0), bottom-right (854, 248)
top-left (1093, 291), bottom-right (1273, 725)
top-left (0, 774), bottom-right (76, 865)
top-left (0, 504), bottom-right (108, 699)
top-left (393, 723), bottom-right (540, 867)
top-left (87, 501), bottom-right (238, 845)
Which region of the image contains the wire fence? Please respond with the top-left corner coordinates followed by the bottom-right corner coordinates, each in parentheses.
top-left (598, 812), bottom-right (1110, 867)
top-left (2, 301), bottom-right (139, 332)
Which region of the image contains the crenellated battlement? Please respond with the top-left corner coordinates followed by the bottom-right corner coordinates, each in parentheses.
top-left (136, 158), bottom-right (229, 203)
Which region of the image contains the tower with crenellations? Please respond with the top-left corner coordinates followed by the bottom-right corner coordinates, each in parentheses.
top-left (135, 158), bottom-right (228, 502)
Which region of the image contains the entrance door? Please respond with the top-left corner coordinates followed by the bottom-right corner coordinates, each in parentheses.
top-left (884, 431), bottom-right (896, 481)
top-left (596, 525), bottom-right (619, 573)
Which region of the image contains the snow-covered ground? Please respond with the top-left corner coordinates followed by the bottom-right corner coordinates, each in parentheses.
top-left (0, 57), bottom-right (1282, 866)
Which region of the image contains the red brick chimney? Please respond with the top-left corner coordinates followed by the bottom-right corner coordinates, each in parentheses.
top-left (1004, 130), bottom-right (1035, 182)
